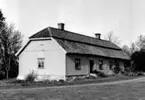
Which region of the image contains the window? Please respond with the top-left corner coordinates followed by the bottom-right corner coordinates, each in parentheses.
top-left (38, 58), bottom-right (45, 69)
top-left (99, 60), bottom-right (103, 70)
top-left (75, 58), bottom-right (81, 70)
top-left (40, 43), bottom-right (44, 46)
top-left (109, 61), bottom-right (114, 70)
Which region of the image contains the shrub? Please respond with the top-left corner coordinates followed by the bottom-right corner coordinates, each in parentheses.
top-left (93, 70), bottom-right (107, 77)
top-left (113, 66), bottom-right (121, 74)
top-left (0, 71), bottom-right (5, 79)
top-left (25, 70), bottom-right (38, 82)
top-left (59, 79), bottom-right (65, 83)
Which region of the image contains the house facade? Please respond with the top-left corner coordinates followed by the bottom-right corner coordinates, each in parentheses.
top-left (16, 23), bottom-right (130, 80)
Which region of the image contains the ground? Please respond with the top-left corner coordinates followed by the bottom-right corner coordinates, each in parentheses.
top-left (0, 77), bottom-right (145, 100)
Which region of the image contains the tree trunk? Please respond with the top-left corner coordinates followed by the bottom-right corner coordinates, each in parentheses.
top-left (6, 57), bottom-right (11, 79)
top-left (6, 69), bottom-right (8, 79)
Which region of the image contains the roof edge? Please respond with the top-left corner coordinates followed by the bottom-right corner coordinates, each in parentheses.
top-left (15, 37), bottom-right (52, 56)
top-left (15, 40), bottom-right (31, 57)
top-left (54, 37), bottom-right (122, 51)
top-left (66, 53), bottom-right (130, 60)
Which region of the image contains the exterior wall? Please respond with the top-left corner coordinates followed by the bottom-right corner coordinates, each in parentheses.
top-left (66, 55), bottom-right (89, 76)
top-left (17, 38), bottom-right (66, 80)
top-left (66, 54), bottom-right (124, 76)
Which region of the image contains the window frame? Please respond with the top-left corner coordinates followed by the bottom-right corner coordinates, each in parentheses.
top-left (37, 58), bottom-right (45, 69)
top-left (75, 58), bottom-right (81, 70)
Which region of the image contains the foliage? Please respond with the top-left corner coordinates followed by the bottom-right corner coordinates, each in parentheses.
top-left (113, 66), bottom-right (121, 74)
top-left (0, 71), bottom-right (5, 79)
top-left (123, 70), bottom-right (144, 76)
top-left (135, 35), bottom-right (145, 50)
top-left (0, 23), bottom-right (23, 79)
top-left (122, 45), bottom-right (131, 56)
top-left (122, 43), bottom-right (139, 56)
top-left (0, 9), bottom-right (5, 27)
top-left (93, 70), bottom-right (108, 77)
top-left (25, 70), bottom-right (38, 82)
top-left (131, 50), bottom-right (145, 72)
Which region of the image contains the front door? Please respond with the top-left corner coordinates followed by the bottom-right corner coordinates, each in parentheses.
top-left (90, 60), bottom-right (94, 73)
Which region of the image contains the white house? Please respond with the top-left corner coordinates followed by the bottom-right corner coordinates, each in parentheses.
top-left (16, 23), bottom-right (130, 80)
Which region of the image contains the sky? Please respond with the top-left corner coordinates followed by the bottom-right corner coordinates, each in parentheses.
top-left (1, 0), bottom-right (145, 46)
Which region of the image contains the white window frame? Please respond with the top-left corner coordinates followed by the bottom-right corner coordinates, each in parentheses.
top-left (75, 58), bottom-right (81, 70)
top-left (38, 58), bottom-right (45, 69)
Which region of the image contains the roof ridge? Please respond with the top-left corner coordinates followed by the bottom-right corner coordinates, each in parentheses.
top-left (49, 27), bottom-right (121, 50)
top-left (29, 26), bottom-right (121, 50)
top-left (49, 26), bottom-right (111, 42)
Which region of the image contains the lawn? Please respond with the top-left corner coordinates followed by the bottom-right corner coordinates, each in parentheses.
top-left (0, 75), bottom-right (143, 89)
top-left (0, 77), bottom-right (145, 100)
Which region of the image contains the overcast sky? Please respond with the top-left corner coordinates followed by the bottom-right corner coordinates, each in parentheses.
top-left (1, 0), bottom-right (145, 46)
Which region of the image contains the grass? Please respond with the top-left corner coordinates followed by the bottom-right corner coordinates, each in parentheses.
top-left (0, 76), bottom-right (145, 100)
top-left (0, 75), bottom-right (143, 89)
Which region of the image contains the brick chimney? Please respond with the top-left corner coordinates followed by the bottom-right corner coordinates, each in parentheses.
top-left (95, 33), bottom-right (101, 39)
top-left (58, 23), bottom-right (65, 30)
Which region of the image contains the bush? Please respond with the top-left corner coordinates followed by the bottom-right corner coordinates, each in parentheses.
top-left (93, 70), bottom-right (107, 77)
top-left (25, 70), bottom-right (38, 82)
top-left (59, 79), bottom-right (65, 83)
top-left (0, 71), bottom-right (5, 79)
top-left (113, 66), bottom-right (121, 74)
top-left (131, 50), bottom-right (145, 72)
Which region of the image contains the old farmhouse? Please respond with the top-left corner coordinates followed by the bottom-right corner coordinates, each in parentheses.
top-left (16, 23), bottom-right (130, 80)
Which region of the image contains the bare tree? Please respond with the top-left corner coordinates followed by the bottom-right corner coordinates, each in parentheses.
top-left (0, 9), bottom-right (5, 28)
top-left (122, 45), bottom-right (130, 56)
top-left (130, 43), bottom-right (139, 54)
top-left (0, 23), bottom-right (23, 79)
top-left (135, 35), bottom-right (145, 50)
top-left (104, 31), bottom-right (121, 46)
top-left (122, 42), bottom-right (139, 57)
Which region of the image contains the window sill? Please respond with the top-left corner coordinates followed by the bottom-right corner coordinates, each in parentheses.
top-left (38, 68), bottom-right (44, 69)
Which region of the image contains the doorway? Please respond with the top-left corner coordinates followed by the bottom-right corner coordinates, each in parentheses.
top-left (89, 60), bottom-right (94, 73)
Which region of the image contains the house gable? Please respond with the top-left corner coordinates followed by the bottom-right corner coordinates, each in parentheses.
top-left (16, 37), bottom-right (67, 57)
top-left (17, 37), bottom-right (67, 80)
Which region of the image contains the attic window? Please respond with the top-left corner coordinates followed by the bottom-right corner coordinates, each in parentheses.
top-left (40, 44), bottom-right (44, 46)
top-left (99, 60), bottom-right (103, 70)
top-left (38, 58), bottom-right (45, 69)
top-left (75, 58), bottom-right (81, 70)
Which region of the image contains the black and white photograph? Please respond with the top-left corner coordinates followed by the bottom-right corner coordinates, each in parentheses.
top-left (0, 0), bottom-right (145, 99)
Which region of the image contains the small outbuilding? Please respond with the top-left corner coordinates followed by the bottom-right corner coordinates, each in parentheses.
top-left (16, 23), bottom-right (130, 80)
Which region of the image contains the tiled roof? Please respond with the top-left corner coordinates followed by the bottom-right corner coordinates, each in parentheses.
top-left (55, 39), bottom-right (129, 60)
top-left (30, 27), bottom-right (121, 50)
top-left (29, 27), bottom-right (130, 60)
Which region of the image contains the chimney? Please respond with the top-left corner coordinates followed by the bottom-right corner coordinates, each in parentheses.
top-left (95, 33), bottom-right (101, 39)
top-left (58, 23), bottom-right (65, 30)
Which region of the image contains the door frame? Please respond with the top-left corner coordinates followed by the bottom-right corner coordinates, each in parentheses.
top-left (89, 60), bottom-right (94, 73)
